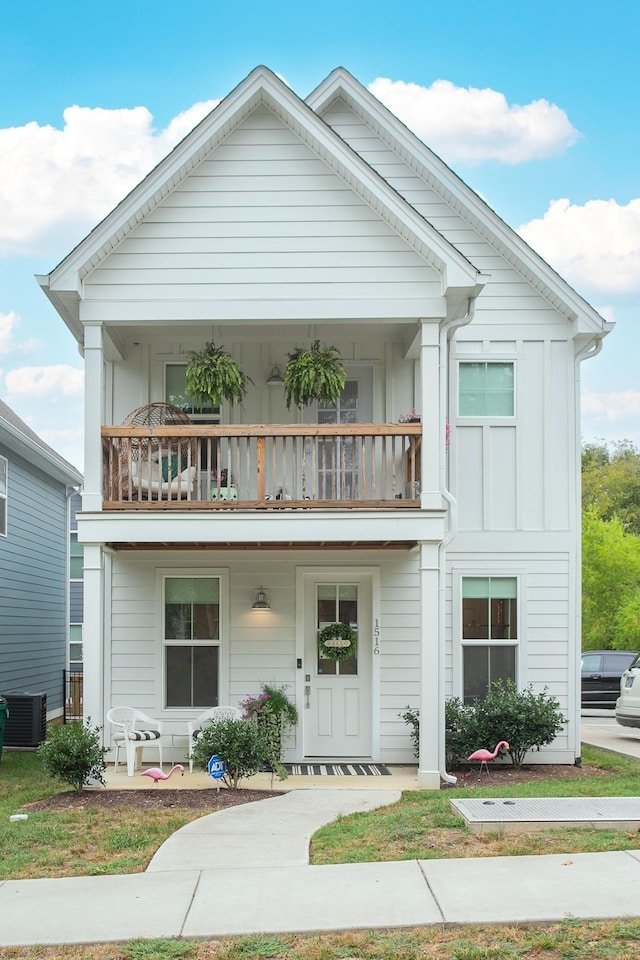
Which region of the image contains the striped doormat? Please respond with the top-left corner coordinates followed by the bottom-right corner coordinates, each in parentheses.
top-left (283, 763), bottom-right (391, 777)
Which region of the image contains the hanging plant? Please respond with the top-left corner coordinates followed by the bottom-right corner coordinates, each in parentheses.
top-left (283, 340), bottom-right (346, 410)
top-left (318, 622), bottom-right (358, 661)
top-left (185, 342), bottom-right (252, 407)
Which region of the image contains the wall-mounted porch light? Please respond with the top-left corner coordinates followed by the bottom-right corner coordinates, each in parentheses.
top-left (266, 365), bottom-right (284, 386)
top-left (251, 587), bottom-right (271, 610)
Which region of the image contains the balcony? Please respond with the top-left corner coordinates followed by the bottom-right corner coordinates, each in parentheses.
top-left (101, 423), bottom-right (422, 510)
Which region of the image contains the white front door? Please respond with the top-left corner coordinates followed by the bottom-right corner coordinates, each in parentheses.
top-left (303, 576), bottom-right (372, 758)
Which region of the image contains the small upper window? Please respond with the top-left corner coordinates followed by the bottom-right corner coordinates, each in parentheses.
top-left (459, 362), bottom-right (514, 417)
top-left (0, 456), bottom-right (7, 536)
top-left (70, 533), bottom-right (83, 579)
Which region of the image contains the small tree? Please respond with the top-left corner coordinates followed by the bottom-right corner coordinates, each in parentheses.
top-left (190, 717), bottom-right (270, 789)
top-left (472, 680), bottom-right (566, 767)
top-left (39, 719), bottom-right (107, 792)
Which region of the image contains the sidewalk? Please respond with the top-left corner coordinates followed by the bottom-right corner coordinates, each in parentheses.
top-left (1, 788), bottom-right (640, 947)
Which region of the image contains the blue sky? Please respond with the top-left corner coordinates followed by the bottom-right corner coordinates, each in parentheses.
top-left (2, 0), bottom-right (639, 470)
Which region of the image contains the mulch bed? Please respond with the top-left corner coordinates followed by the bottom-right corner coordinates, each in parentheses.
top-left (25, 762), bottom-right (610, 810)
top-left (26, 787), bottom-right (284, 812)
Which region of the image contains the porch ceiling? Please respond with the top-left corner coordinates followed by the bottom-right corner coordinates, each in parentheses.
top-left (106, 540), bottom-right (418, 551)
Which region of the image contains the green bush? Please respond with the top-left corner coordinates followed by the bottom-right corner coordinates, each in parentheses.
top-left (398, 705), bottom-right (420, 759)
top-left (402, 685), bottom-right (566, 771)
top-left (39, 719), bottom-right (107, 792)
top-left (190, 717), bottom-right (271, 789)
top-left (472, 680), bottom-right (566, 767)
top-left (444, 697), bottom-right (477, 769)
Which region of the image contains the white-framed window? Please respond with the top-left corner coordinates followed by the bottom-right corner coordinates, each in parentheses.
top-left (0, 455), bottom-right (7, 536)
top-left (461, 577), bottom-right (518, 703)
top-left (70, 533), bottom-right (83, 579)
top-left (69, 624), bottom-right (83, 665)
top-left (165, 362), bottom-right (220, 424)
top-left (163, 575), bottom-right (221, 708)
top-left (458, 361), bottom-right (515, 417)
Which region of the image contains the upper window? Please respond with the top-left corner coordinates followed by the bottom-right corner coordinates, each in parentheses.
top-left (163, 576), bottom-right (221, 708)
top-left (70, 533), bottom-right (83, 579)
top-left (0, 456), bottom-right (7, 536)
top-left (461, 577), bottom-right (518, 703)
top-left (165, 363), bottom-right (219, 423)
top-left (459, 362), bottom-right (514, 417)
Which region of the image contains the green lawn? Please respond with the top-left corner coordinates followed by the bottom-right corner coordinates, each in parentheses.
top-left (1, 746), bottom-right (640, 959)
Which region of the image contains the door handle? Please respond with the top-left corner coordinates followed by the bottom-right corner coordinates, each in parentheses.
top-left (304, 685), bottom-right (311, 708)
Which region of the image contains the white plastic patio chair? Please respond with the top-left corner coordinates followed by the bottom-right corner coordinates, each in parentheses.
top-left (107, 706), bottom-right (165, 777)
top-left (187, 705), bottom-right (243, 773)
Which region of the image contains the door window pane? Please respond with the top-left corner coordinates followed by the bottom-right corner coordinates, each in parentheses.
top-left (316, 583), bottom-right (358, 676)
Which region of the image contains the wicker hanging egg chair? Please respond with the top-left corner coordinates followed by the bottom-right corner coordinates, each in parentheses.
top-left (116, 402), bottom-right (198, 497)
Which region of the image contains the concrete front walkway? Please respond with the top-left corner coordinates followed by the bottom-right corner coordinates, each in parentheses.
top-left (2, 788), bottom-right (640, 947)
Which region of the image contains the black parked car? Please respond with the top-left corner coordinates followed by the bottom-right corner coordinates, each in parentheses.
top-left (581, 650), bottom-right (638, 708)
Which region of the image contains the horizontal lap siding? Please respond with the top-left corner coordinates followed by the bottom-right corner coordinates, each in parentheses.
top-left (379, 558), bottom-right (421, 762)
top-left (85, 105), bottom-right (439, 310)
top-left (321, 100), bottom-right (558, 323)
top-left (0, 451), bottom-right (68, 712)
top-left (108, 553), bottom-right (423, 762)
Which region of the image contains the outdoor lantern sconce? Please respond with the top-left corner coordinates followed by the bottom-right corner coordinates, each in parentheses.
top-left (266, 365), bottom-right (284, 386)
top-left (251, 587), bottom-right (271, 610)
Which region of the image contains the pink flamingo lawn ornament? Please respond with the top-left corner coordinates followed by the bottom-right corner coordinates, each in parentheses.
top-left (141, 764), bottom-right (185, 785)
top-left (467, 741), bottom-right (509, 777)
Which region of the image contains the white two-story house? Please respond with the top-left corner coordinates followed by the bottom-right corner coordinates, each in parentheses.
top-left (38, 66), bottom-right (610, 786)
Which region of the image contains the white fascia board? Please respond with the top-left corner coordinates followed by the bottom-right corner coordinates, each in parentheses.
top-left (308, 69), bottom-right (608, 336)
top-left (44, 66), bottom-right (481, 315)
top-left (77, 510), bottom-right (446, 546)
top-left (0, 418), bottom-right (83, 486)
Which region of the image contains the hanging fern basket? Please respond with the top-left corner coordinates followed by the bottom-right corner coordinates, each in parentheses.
top-left (318, 622), bottom-right (358, 661)
top-left (283, 340), bottom-right (346, 410)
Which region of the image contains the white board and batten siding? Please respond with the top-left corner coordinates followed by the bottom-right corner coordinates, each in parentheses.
top-left (83, 104), bottom-right (442, 324)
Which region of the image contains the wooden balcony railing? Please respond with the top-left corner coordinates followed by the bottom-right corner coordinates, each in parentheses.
top-left (101, 423), bottom-right (422, 509)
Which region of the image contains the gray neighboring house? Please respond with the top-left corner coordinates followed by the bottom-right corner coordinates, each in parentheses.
top-left (0, 399), bottom-right (83, 721)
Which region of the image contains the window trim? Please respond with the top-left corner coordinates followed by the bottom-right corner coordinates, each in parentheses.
top-left (456, 359), bottom-right (517, 420)
top-left (452, 569), bottom-right (526, 701)
top-left (157, 567), bottom-right (229, 712)
top-left (0, 455), bottom-right (7, 537)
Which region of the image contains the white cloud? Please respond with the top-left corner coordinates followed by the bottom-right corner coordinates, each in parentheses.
top-left (368, 78), bottom-right (579, 164)
top-left (0, 100), bottom-right (218, 257)
top-left (519, 198), bottom-right (640, 294)
top-left (0, 311), bottom-right (41, 355)
top-left (4, 364), bottom-right (84, 399)
top-left (581, 389), bottom-right (640, 449)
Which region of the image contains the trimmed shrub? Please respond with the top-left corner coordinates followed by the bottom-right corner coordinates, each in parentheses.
top-left (472, 680), bottom-right (566, 767)
top-left (190, 717), bottom-right (271, 789)
top-left (39, 719), bottom-right (108, 792)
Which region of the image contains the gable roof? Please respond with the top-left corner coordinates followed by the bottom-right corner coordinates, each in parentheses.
top-left (0, 399), bottom-right (82, 485)
top-left (307, 68), bottom-right (609, 337)
top-left (38, 66), bottom-right (485, 341)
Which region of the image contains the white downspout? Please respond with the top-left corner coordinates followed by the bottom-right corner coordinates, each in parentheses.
top-left (437, 298), bottom-right (478, 785)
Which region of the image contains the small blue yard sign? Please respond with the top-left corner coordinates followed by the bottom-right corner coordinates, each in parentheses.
top-left (207, 754), bottom-right (226, 780)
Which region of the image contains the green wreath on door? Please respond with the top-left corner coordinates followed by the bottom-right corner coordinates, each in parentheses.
top-left (318, 622), bottom-right (358, 661)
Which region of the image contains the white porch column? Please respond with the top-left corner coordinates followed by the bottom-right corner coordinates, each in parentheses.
top-left (419, 321), bottom-right (443, 509)
top-left (417, 540), bottom-right (441, 788)
top-left (83, 322), bottom-right (104, 512)
top-left (82, 543), bottom-right (104, 732)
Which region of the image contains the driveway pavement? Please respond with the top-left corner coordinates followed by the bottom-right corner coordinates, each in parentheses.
top-left (581, 708), bottom-right (640, 760)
